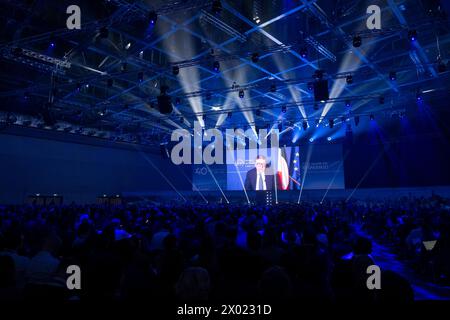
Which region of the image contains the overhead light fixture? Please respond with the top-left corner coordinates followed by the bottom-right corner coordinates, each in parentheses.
top-left (370, 114), bottom-right (375, 121)
top-left (281, 105), bottom-right (286, 113)
top-left (149, 11), bottom-right (158, 25)
top-left (353, 35), bottom-right (362, 48)
top-left (307, 82), bottom-right (314, 91)
top-left (212, 0), bottom-right (222, 14)
top-left (300, 46), bottom-right (308, 59)
top-left (416, 90), bottom-right (423, 102)
top-left (345, 100), bottom-right (351, 108)
top-left (302, 121), bottom-right (308, 131)
top-left (346, 75), bottom-right (353, 84)
top-left (238, 89), bottom-right (244, 99)
top-left (327, 137), bottom-right (332, 141)
top-left (211, 106), bottom-right (222, 111)
top-left (389, 71), bottom-right (396, 81)
top-left (251, 52), bottom-right (259, 63)
top-left (137, 72), bottom-right (144, 82)
top-left (213, 61), bottom-right (220, 72)
top-left (408, 29), bottom-right (417, 42)
top-left (172, 65), bottom-right (179, 75)
top-left (125, 42), bottom-right (131, 50)
top-left (313, 69), bottom-right (324, 80)
top-left (329, 119), bottom-right (334, 128)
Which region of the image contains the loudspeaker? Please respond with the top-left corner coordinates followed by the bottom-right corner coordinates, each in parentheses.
top-left (313, 80), bottom-right (329, 102)
top-left (157, 94), bottom-right (172, 114)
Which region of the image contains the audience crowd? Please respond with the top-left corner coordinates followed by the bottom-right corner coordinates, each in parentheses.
top-left (1, 195), bottom-right (449, 303)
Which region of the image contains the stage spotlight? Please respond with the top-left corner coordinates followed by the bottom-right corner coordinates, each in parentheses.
top-left (307, 82), bottom-right (314, 91)
top-left (238, 89), bottom-right (244, 99)
top-left (314, 69), bottom-right (324, 80)
top-left (327, 137), bottom-right (332, 141)
top-left (329, 119), bottom-right (334, 128)
top-left (137, 72), bottom-right (144, 82)
top-left (346, 75), bottom-right (353, 84)
top-left (408, 29), bottom-right (417, 41)
top-left (49, 41), bottom-right (55, 48)
top-left (389, 71), bottom-right (396, 81)
top-left (416, 91), bottom-right (423, 102)
top-left (353, 35), bottom-right (362, 47)
top-left (107, 78), bottom-right (113, 87)
top-left (175, 97), bottom-right (181, 105)
top-left (121, 62), bottom-right (128, 72)
top-left (212, 0), bottom-right (222, 14)
top-left (354, 115), bottom-right (360, 126)
top-left (281, 105), bottom-right (286, 113)
top-left (270, 84), bottom-right (276, 92)
top-left (213, 61), bottom-right (220, 72)
top-left (99, 27), bottom-right (109, 39)
top-left (149, 11), bottom-right (158, 25)
top-left (313, 79), bottom-right (329, 102)
top-left (309, 138), bottom-right (314, 143)
top-left (172, 65), bottom-right (179, 75)
top-left (251, 53), bottom-right (259, 63)
top-left (379, 96), bottom-right (385, 104)
top-left (227, 112), bottom-right (232, 118)
top-left (76, 83), bottom-right (82, 91)
top-left (157, 85), bottom-right (172, 114)
top-left (300, 46), bottom-right (308, 59)
top-left (370, 114), bottom-right (375, 121)
top-left (345, 100), bottom-right (351, 108)
top-left (302, 121), bottom-right (308, 131)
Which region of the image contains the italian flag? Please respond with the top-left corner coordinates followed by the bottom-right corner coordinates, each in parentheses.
top-left (277, 147), bottom-right (289, 190)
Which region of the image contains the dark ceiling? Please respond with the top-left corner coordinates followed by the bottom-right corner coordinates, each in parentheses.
top-left (0, 0), bottom-right (449, 145)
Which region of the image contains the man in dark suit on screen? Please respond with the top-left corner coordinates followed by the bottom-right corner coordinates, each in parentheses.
top-left (244, 155), bottom-right (275, 191)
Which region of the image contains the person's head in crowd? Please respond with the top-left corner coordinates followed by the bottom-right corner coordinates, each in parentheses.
top-left (258, 266), bottom-right (292, 301)
top-left (42, 232), bottom-right (62, 256)
top-left (0, 255), bottom-right (15, 288)
top-left (175, 267), bottom-right (210, 302)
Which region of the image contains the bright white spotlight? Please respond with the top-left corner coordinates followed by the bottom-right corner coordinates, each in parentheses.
top-left (309, 138), bottom-right (314, 142)
top-left (327, 137), bottom-right (332, 141)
